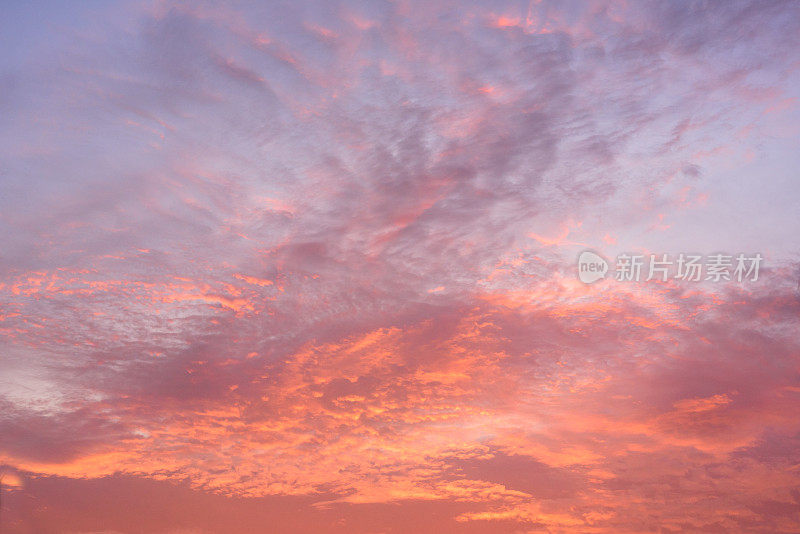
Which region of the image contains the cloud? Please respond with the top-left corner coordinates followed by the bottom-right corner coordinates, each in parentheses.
top-left (1, 0), bottom-right (800, 532)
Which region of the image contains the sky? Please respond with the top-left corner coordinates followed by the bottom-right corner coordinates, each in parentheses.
top-left (1, 0), bottom-right (800, 532)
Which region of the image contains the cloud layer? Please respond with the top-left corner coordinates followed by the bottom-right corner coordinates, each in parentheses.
top-left (1, 0), bottom-right (800, 532)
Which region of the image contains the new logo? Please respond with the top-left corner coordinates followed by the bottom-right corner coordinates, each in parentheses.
top-left (577, 250), bottom-right (609, 284)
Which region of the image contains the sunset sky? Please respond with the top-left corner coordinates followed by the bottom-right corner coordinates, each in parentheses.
top-left (1, 1), bottom-right (800, 532)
